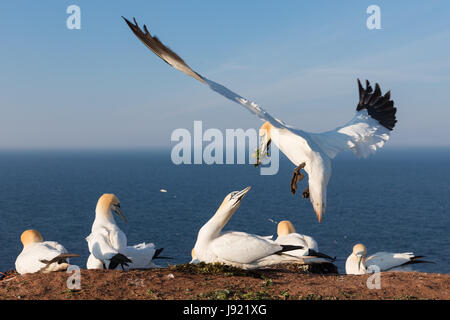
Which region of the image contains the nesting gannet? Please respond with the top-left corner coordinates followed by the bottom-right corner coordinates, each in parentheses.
top-left (15, 230), bottom-right (79, 275)
top-left (191, 186), bottom-right (324, 269)
top-left (273, 220), bottom-right (333, 262)
top-left (86, 194), bottom-right (164, 270)
top-left (123, 17), bottom-right (398, 222)
top-left (345, 243), bottom-right (431, 275)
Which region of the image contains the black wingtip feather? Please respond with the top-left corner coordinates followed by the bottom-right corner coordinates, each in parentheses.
top-left (275, 245), bottom-right (304, 255)
top-left (152, 248), bottom-right (164, 259)
top-left (356, 79), bottom-right (397, 131)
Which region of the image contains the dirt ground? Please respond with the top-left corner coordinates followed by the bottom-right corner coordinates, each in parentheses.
top-left (1, 264), bottom-right (449, 300)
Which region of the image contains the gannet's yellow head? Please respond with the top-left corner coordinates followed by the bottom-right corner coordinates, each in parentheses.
top-left (277, 220), bottom-right (296, 237)
top-left (255, 121), bottom-right (272, 166)
top-left (20, 230), bottom-right (43, 247)
top-left (217, 186), bottom-right (251, 214)
top-left (96, 193), bottom-right (127, 222)
top-left (352, 243), bottom-right (367, 257)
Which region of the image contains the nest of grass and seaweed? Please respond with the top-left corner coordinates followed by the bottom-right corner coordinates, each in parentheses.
top-left (168, 261), bottom-right (338, 278)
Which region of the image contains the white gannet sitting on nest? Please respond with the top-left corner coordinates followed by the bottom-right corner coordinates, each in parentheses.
top-left (86, 194), bottom-right (165, 270)
top-left (123, 17), bottom-right (398, 222)
top-left (345, 243), bottom-right (431, 275)
top-left (15, 230), bottom-right (79, 274)
top-left (191, 186), bottom-right (325, 270)
top-left (273, 220), bottom-right (334, 263)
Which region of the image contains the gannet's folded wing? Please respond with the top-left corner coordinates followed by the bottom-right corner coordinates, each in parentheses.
top-left (44, 241), bottom-right (68, 254)
top-left (364, 252), bottom-right (427, 271)
top-left (210, 231), bottom-right (302, 264)
top-left (108, 229), bottom-right (127, 252)
top-left (15, 242), bottom-right (71, 274)
top-left (305, 80), bottom-right (397, 159)
top-left (86, 229), bottom-right (120, 261)
top-left (122, 17), bottom-right (287, 129)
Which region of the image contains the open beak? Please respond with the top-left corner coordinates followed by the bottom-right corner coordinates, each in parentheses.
top-left (232, 186), bottom-right (251, 202)
top-left (113, 205), bottom-right (127, 223)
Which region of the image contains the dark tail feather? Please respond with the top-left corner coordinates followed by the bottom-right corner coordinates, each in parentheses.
top-left (401, 256), bottom-right (435, 266)
top-left (276, 245), bottom-right (304, 255)
top-left (307, 249), bottom-right (336, 262)
top-left (152, 248), bottom-right (173, 259)
top-left (40, 253), bottom-right (80, 265)
top-left (385, 256), bottom-right (434, 271)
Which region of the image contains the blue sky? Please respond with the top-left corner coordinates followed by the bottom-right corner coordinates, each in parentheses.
top-left (0, 1), bottom-right (449, 149)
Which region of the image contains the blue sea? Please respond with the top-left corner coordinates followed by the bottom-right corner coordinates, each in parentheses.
top-left (1, 148), bottom-right (449, 274)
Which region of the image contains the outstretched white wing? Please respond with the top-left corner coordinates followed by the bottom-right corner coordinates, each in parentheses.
top-left (122, 17), bottom-right (287, 129)
top-left (304, 80), bottom-right (397, 159)
top-left (123, 18), bottom-right (397, 161)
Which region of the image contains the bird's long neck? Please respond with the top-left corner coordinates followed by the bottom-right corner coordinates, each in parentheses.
top-left (93, 203), bottom-right (116, 229)
top-left (268, 127), bottom-right (283, 153)
top-left (198, 205), bottom-right (236, 242)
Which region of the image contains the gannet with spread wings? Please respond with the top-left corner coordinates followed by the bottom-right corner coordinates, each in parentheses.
top-left (123, 17), bottom-right (398, 222)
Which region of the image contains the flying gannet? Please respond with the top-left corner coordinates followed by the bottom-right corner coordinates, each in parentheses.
top-left (191, 186), bottom-right (329, 269)
top-left (86, 193), bottom-right (164, 270)
top-left (123, 17), bottom-right (398, 222)
top-left (15, 229), bottom-right (79, 275)
top-left (345, 243), bottom-right (431, 275)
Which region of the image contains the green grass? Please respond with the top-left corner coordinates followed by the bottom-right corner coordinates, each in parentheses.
top-left (169, 262), bottom-right (263, 278)
top-left (197, 288), bottom-right (274, 300)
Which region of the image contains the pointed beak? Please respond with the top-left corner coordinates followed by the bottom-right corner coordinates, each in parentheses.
top-left (113, 205), bottom-right (127, 223)
top-left (233, 186), bottom-right (251, 201)
top-left (356, 254), bottom-right (363, 271)
top-left (255, 135), bottom-right (271, 167)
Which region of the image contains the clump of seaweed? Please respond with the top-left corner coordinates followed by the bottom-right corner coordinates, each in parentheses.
top-left (169, 262), bottom-right (263, 278)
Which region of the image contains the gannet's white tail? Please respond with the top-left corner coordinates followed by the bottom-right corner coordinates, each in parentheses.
top-left (123, 243), bottom-right (157, 269)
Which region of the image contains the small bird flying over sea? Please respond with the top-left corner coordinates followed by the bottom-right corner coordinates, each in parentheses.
top-left (345, 243), bottom-right (431, 275)
top-left (15, 229), bottom-right (79, 274)
top-left (122, 17), bottom-right (398, 222)
top-left (86, 193), bottom-right (165, 270)
top-left (191, 186), bottom-right (328, 269)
